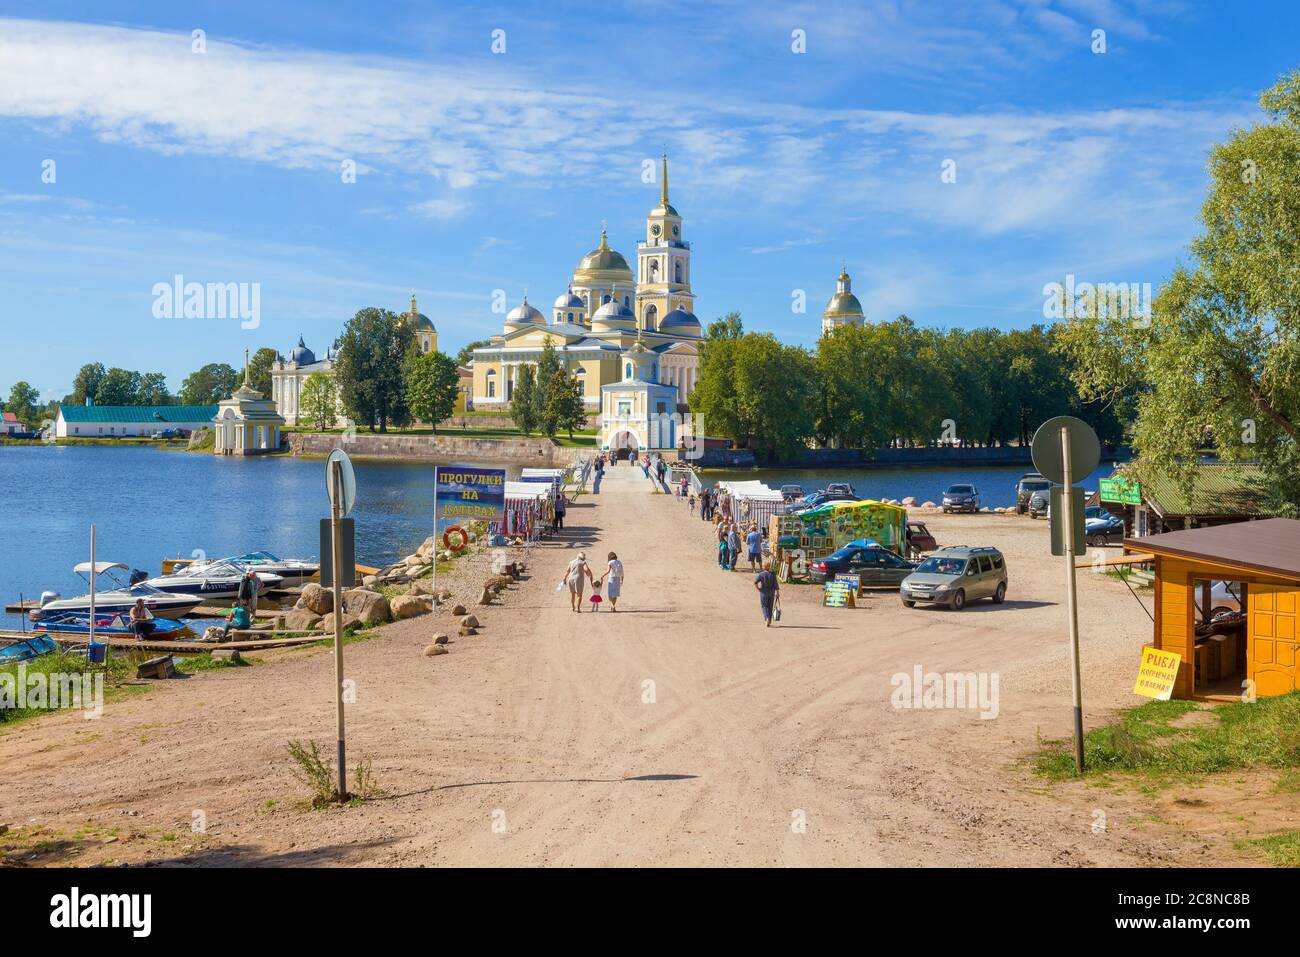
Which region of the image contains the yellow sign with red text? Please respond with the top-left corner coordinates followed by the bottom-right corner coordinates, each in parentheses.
top-left (1133, 646), bottom-right (1182, 700)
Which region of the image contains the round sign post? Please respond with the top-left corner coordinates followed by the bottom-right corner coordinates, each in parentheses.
top-left (1031, 416), bottom-right (1101, 775)
top-left (325, 449), bottom-right (355, 801)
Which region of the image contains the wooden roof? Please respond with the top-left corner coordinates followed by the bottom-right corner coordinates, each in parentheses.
top-left (1123, 518), bottom-right (1300, 582)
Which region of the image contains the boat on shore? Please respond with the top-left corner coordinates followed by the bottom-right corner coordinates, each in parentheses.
top-left (33, 611), bottom-right (193, 639)
top-left (141, 559), bottom-right (284, 599)
top-left (0, 635), bottom-right (59, 662)
top-left (184, 551), bottom-right (317, 588)
top-left (36, 562), bottom-right (203, 621)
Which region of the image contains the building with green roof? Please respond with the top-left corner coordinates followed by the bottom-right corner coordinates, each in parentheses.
top-left (55, 404), bottom-right (219, 438)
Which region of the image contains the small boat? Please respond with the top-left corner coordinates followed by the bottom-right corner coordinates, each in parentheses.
top-left (0, 635), bottom-right (59, 662)
top-left (187, 551), bottom-right (318, 588)
top-left (141, 559), bottom-right (283, 599)
top-left (34, 612), bottom-right (193, 640)
top-left (37, 563), bottom-right (204, 621)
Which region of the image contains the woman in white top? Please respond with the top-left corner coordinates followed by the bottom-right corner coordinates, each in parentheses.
top-left (604, 551), bottom-right (625, 611)
top-left (565, 552), bottom-right (593, 613)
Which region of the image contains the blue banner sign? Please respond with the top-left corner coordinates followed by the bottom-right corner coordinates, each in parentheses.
top-left (435, 464), bottom-right (506, 532)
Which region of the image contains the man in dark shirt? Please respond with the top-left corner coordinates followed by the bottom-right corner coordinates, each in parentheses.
top-left (753, 567), bottom-right (780, 627)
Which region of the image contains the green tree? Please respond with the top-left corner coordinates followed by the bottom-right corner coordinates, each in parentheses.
top-left (1056, 67), bottom-right (1300, 513)
top-left (533, 339), bottom-right (563, 435)
top-left (5, 381), bottom-right (40, 425)
top-left (136, 372), bottom-right (171, 405)
top-left (179, 364), bottom-right (239, 405)
top-left (335, 307), bottom-right (413, 432)
top-left (545, 367), bottom-right (587, 439)
top-left (248, 347), bottom-right (278, 397)
top-left (67, 363), bottom-right (106, 406)
top-left (456, 340), bottom-right (490, 368)
top-left (405, 351), bottom-right (460, 432)
top-left (299, 372), bottom-right (338, 432)
top-left (510, 364), bottom-right (539, 435)
top-left (95, 367), bottom-right (141, 406)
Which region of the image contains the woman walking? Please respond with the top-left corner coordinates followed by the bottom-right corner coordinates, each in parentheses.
top-left (555, 492), bottom-right (568, 530)
top-left (604, 551), bottom-right (625, 612)
top-left (564, 552), bottom-right (593, 612)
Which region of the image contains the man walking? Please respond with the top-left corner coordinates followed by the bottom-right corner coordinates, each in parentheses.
top-left (745, 524), bottom-right (764, 573)
top-left (754, 564), bottom-right (780, 627)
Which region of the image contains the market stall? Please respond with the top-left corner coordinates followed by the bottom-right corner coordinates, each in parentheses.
top-left (769, 499), bottom-right (907, 581)
top-left (717, 480), bottom-right (787, 528)
top-left (501, 480), bottom-right (553, 541)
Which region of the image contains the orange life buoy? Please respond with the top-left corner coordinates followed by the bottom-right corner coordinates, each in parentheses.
top-left (442, 525), bottom-right (469, 552)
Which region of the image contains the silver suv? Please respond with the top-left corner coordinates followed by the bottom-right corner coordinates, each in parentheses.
top-left (900, 546), bottom-right (1007, 610)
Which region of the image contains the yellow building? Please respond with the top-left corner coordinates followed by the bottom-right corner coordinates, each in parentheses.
top-left (471, 154), bottom-right (702, 417)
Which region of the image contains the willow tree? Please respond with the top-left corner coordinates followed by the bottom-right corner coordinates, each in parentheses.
top-left (1056, 69), bottom-right (1300, 513)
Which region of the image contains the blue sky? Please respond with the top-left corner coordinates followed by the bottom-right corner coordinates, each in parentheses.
top-left (1, 1), bottom-right (1298, 402)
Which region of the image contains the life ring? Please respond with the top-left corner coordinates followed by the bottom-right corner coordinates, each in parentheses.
top-left (442, 526), bottom-right (469, 552)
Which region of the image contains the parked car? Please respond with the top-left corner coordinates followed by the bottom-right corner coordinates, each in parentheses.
top-left (1193, 581), bottom-right (1244, 620)
top-left (941, 483), bottom-right (980, 513)
top-left (151, 428), bottom-right (179, 440)
top-left (792, 490), bottom-right (859, 512)
top-left (900, 546), bottom-right (1007, 610)
top-left (1084, 514), bottom-right (1124, 546)
top-left (1084, 505), bottom-right (1112, 521)
top-left (810, 542), bottom-right (916, 586)
top-left (779, 484), bottom-right (806, 503)
top-left (1027, 488), bottom-right (1050, 519)
top-left (905, 520), bottom-right (937, 558)
top-left (1015, 473), bottom-right (1051, 514)
top-left (824, 482), bottom-right (856, 497)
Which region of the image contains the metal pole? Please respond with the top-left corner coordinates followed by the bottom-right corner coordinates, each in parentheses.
top-left (330, 460), bottom-right (348, 802)
top-left (1061, 426), bottom-right (1085, 773)
top-left (89, 524), bottom-right (97, 655)
top-left (431, 466), bottom-right (439, 599)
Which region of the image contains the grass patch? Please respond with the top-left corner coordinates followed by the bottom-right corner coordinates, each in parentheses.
top-left (1035, 692), bottom-right (1300, 781)
top-left (0, 650), bottom-right (135, 727)
top-left (175, 654), bottom-right (252, 672)
top-left (310, 628), bottom-right (378, 649)
top-left (1235, 830), bottom-right (1300, 867)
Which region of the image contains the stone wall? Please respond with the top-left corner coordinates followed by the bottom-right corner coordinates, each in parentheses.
top-left (286, 431), bottom-right (589, 466)
top-left (438, 413), bottom-right (601, 431)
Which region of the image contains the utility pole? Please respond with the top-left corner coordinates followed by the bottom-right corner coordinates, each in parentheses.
top-left (329, 458), bottom-right (348, 802)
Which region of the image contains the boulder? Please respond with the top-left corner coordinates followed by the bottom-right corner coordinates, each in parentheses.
top-left (901, 496), bottom-right (917, 507)
top-left (433, 633), bottom-right (450, 645)
top-left (211, 649), bottom-right (243, 663)
top-left (921, 501), bottom-right (937, 509)
top-left (403, 554), bottom-right (425, 569)
top-left (300, 582), bottom-right (333, 616)
top-left (391, 594), bottom-right (433, 620)
top-left (460, 614), bottom-right (480, 629)
top-left (423, 644), bottom-right (449, 657)
top-left (477, 588), bottom-right (494, 606)
top-left (320, 612), bottom-right (361, 634)
top-left (459, 624), bottom-right (478, 636)
top-left (362, 574), bottom-right (379, 587)
top-left (409, 578), bottom-right (439, 597)
top-left (285, 609), bottom-right (324, 632)
top-left (451, 603), bottom-right (467, 617)
top-left (343, 588), bottom-right (392, 626)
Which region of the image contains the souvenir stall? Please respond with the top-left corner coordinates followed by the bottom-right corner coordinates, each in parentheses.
top-left (502, 481), bottom-right (553, 541)
top-left (770, 499), bottom-right (907, 581)
top-left (717, 480), bottom-right (787, 528)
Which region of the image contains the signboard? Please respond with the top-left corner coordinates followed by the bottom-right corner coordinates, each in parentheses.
top-left (823, 580), bottom-right (855, 607)
top-left (319, 518), bottom-right (356, 588)
top-left (1099, 476), bottom-right (1141, 505)
top-left (434, 464), bottom-right (506, 534)
top-left (1133, 646), bottom-right (1182, 700)
top-left (1049, 487), bottom-right (1086, 557)
top-left (835, 573), bottom-right (862, 597)
top-left (326, 449), bottom-right (356, 517)
top-left (1031, 416), bottom-right (1101, 486)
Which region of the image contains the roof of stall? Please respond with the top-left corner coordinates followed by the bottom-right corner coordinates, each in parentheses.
top-left (718, 480), bottom-right (784, 501)
top-left (1123, 518), bottom-right (1300, 582)
top-left (506, 481), bottom-right (550, 498)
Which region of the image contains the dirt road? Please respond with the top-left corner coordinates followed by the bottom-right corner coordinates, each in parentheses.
top-left (0, 462), bottom-right (1265, 866)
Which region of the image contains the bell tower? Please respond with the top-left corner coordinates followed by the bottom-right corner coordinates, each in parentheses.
top-left (636, 151), bottom-right (694, 332)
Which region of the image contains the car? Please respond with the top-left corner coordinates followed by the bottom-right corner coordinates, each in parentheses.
top-left (810, 542), bottom-right (917, 586)
top-left (1084, 514), bottom-right (1124, 546)
top-left (905, 520), bottom-right (937, 558)
top-left (1015, 473), bottom-right (1051, 514)
top-left (1027, 488), bottom-right (1050, 519)
top-left (779, 484), bottom-right (806, 503)
top-left (941, 483), bottom-right (980, 513)
top-left (792, 490), bottom-right (859, 512)
top-left (900, 546), bottom-right (1007, 610)
top-left (1084, 505), bottom-right (1112, 521)
top-left (1193, 581), bottom-right (1244, 620)
top-left (824, 482), bottom-right (856, 497)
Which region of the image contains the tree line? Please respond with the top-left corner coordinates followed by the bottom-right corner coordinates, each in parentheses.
top-left (690, 313), bottom-right (1126, 462)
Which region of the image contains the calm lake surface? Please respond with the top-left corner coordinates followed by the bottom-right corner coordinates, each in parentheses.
top-left (0, 445), bottom-right (525, 630)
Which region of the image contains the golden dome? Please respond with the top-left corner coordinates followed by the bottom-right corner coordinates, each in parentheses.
top-left (824, 292), bottom-right (864, 319)
top-left (575, 225), bottom-right (633, 280)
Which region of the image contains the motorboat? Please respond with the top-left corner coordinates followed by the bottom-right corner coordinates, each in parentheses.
top-left (34, 611), bottom-right (193, 640)
top-left (0, 635), bottom-right (59, 662)
top-left (36, 563), bottom-right (204, 620)
top-left (186, 550), bottom-right (318, 588)
top-left (141, 559), bottom-right (284, 599)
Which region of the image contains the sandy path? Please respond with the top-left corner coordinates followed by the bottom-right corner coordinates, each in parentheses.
top-left (0, 462), bottom-right (1248, 866)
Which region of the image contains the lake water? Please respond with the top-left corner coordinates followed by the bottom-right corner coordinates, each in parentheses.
top-left (0, 445), bottom-right (525, 630)
top-left (702, 462), bottom-right (1120, 508)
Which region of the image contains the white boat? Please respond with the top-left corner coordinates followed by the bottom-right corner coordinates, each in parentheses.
top-left (142, 559), bottom-right (283, 599)
top-left (187, 550), bottom-right (318, 588)
top-left (37, 562), bottom-right (203, 621)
